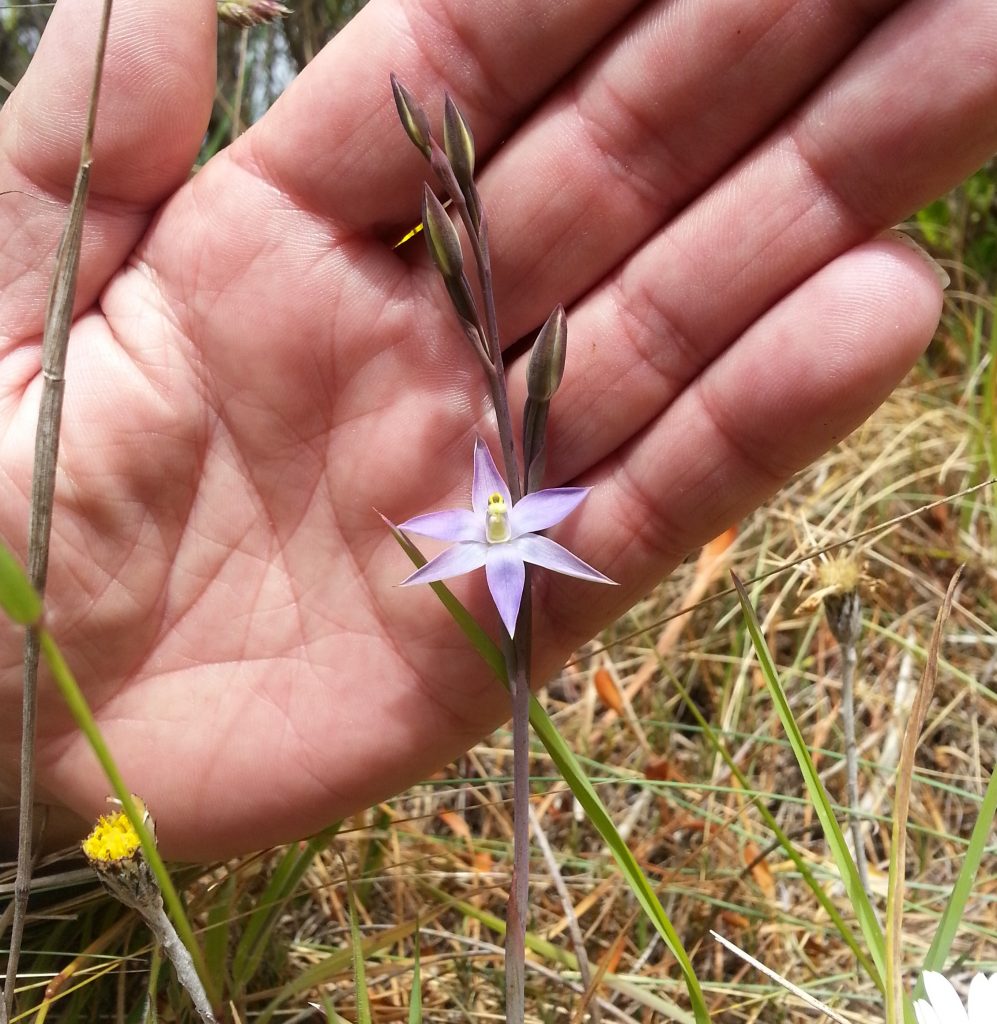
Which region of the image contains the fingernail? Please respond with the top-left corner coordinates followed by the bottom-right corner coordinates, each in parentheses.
top-left (880, 228), bottom-right (950, 289)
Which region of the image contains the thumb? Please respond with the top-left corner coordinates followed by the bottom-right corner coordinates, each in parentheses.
top-left (0, 0), bottom-right (216, 342)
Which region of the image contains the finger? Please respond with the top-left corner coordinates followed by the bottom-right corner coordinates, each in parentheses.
top-left (0, 0), bottom-right (216, 348)
top-left (534, 240), bottom-right (943, 653)
top-left (244, 0), bottom-right (914, 245)
top-left (480, 0), bottom-right (997, 345)
top-left (495, 0), bottom-right (996, 480)
top-left (241, 0), bottom-right (640, 233)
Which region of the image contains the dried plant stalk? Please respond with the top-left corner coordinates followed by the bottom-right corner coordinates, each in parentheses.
top-left (1, 3), bottom-right (113, 1019)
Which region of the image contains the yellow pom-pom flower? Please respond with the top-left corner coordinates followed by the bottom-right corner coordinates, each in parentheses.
top-left (82, 809), bottom-right (142, 865)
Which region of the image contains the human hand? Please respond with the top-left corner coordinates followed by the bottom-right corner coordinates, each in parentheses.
top-left (1, 0), bottom-right (993, 859)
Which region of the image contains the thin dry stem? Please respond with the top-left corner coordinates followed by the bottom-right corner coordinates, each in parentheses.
top-left (2, 3), bottom-right (112, 1019)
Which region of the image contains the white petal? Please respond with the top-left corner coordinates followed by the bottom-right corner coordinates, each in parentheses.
top-left (914, 998), bottom-right (943, 1024)
top-left (399, 542), bottom-right (487, 586)
top-left (508, 487), bottom-right (590, 536)
top-left (399, 508), bottom-right (483, 542)
top-left (923, 973), bottom-right (969, 1024)
top-left (471, 437), bottom-right (511, 515)
top-left (485, 545), bottom-right (526, 636)
top-left (968, 973), bottom-right (997, 1024)
top-left (511, 534), bottom-right (615, 583)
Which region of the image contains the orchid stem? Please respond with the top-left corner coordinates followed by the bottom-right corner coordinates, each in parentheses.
top-left (503, 594), bottom-right (533, 1024)
top-left (433, 142), bottom-right (532, 1021)
top-left (430, 144), bottom-right (522, 500)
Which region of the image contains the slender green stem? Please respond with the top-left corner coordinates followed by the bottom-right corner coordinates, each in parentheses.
top-left (37, 629), bottom-right (216, 1004)
top-left (428, 138), bottom-right (535, 1020)
top-left (502, 619), bottom-right (531, 1024)
top-left (841, 639), bottom-right (872, 896)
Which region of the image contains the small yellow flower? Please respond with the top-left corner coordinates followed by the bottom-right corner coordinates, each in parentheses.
top-left (82, 809), bottom-right (142, 865)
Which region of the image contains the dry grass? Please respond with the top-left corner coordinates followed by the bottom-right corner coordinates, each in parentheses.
top-left (247, 287), bottom-right (995, 1023)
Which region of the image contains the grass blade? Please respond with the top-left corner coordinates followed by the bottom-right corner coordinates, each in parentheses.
top-left (732, 572), bottom-right (886, 990)
top-left (35, 628), bottom-right (217, 1007)
top-left (408, 928), bottom-right (422, 1024)
top-left (0, 545), bottom-right (42, 626)
top-left (348, 880), bottom-right (372, 1024)
top-left (886, 568), bottom-right (962, 1024)
top-left (231, 824), bottom-right (339, 990)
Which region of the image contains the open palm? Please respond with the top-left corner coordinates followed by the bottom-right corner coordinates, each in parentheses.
top-left (1, 0), bottom-right (994, 859)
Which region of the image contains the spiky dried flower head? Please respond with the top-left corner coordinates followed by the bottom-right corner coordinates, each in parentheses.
top-left (217, 0), bottom-right (291, 27)
top-left (817, 555), bottom-right (864, 596)
top-left (796, 552), bottom-right (876, 645)
top-left (816, 555), bottom-right (868, 646)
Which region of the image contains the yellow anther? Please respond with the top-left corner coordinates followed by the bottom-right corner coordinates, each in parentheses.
top-left (485, 492), bottom-right (511, 543)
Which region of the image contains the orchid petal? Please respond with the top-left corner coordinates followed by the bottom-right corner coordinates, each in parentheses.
top-left (511, 533), bottom-right (615, 584)
top-left (399, 542), bottom-right (487, 586)
top-left (399, 508), bottom-right (483, 542)
top-left (509, 487), bottom-right (590, 536)
top-left (471, 437), bottom-right (510, 515)
top-left (485, 545), bottom-right (526, 636)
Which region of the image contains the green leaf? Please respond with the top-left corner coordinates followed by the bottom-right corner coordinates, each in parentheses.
top-left (231, 823), bottom-right (340, 990)
top-left (408, 928), bottom-right (422, 1024)
top-left (0, 542), bottom-right (42, 625)
top-left (921, 763), bottom-right (997, 981)
top-left (349, 880), bottom-right (372, 1024)
top-left (664, 661), bottom-right (881, 983)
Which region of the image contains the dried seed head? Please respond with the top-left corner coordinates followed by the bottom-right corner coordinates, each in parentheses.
top-left (817, 555), bottom-right (866, 646)
top-left (216, 0), bottom-right (291, 27)
top-left (422, 184), bottom-right (463, 280)
top-left (443, 94), bottom-right (475, 189)
top-left (391, 74), bottom-right (433, 159)
top-left (526, 305), bottom-right (568, 402)
top-left (824, 587), bottom-right (862, 646)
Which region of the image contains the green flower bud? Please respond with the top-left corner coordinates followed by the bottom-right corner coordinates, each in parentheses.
top-left (422, 184), bottom-right (463, 281)
top-left (390, 73), bottom-right (433, 159)
top-left (443, 94), bottom-right (475, 189)
top-left (526, 305), bottom-right (567, 402)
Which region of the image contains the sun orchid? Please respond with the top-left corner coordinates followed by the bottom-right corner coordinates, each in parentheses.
top-left (398, 437), bottom-right (615, 635)
top-left (914, 971), bottom-right (997, 1024)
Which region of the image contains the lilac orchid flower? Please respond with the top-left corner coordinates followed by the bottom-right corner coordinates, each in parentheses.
top-left (399, 438), bottom-right (615, 636)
